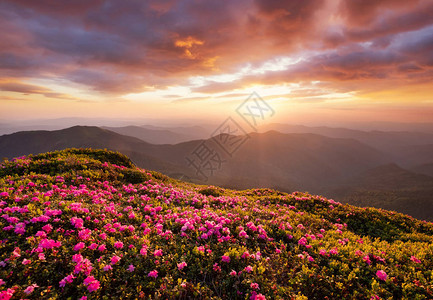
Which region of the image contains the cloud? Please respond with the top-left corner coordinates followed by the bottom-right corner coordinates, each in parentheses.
top-left (0, 0), bottom-right (432, 98)
top-left (0, 81), bottom-right (77, 100)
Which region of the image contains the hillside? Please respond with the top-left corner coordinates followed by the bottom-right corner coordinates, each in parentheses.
top-left (0, 149), bottom-right (433, 299)
top-left (328, 164), bottom-right (433, 220)
top-left (102, 126), bottom-right (199, 145)
top-left (0, 126), bottom-right (389, 190)
top-left (3, 126), bottom-right (433, 220)
top-left (260, 123), bottom-right (433, 154)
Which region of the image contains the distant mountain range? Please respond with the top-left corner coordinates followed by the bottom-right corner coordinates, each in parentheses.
top-left (1, 124), bottom-right (433, 220)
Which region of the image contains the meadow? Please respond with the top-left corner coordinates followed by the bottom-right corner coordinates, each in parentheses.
top-left (0, 149), bottom-right (432, 299)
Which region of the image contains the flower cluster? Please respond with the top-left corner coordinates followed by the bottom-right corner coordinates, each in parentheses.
top-left (0, 149), bottom-right (432, 299)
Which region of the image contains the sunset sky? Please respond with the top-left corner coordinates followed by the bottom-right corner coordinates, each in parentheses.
top-left (1, 0), bottom-right (433, 126)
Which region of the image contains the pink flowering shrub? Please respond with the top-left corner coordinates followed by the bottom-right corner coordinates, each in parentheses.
top-left (0, 149), bottom-right (432, 299)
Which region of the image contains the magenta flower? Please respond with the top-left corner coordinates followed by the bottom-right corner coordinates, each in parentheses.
top-left (72, 254), bottom-right (83, 263)
top-left (221, 255), bottom-right (230, 263)
top-left (114, 241), bottom-right (124, 249)
top-left (24, 284), bottom-right (38, 295)
top-left (42, 224), bottom-right (53, 233)
top-left (244, 265), bottom-right (253, 273)
top-left (177, 261), bottom-right (187, 270)
top-left (103, 265), bottom-right (113, 271)
top-left (239, 230), bottom-right (249, 238)
top-left (230, 270), bottom-right (237, 276)
top-left (140, 246), bottom-right (148, 256)
top-left (376, 270), bottom-right (388, 281)
top-left (88, 243), bottom-right (98, 250)
top-left (363, 255), bottom-right (371, 265)
top-left (153, 249), bottom-right (163, 257)
top-left (128, 264), bottom-right (135, 272)
top-left (83, 276), bottom-right (100, 292)
top-left (250, 282), bottom-right (259, 290)
top-left (148, 270), bottom-right (158, 278)
top-left (111, 255), bottom-right (121, 265)
top-left (410, 256), bottom-right (421, 264)
top-left (329, 248), bottom-right (338, 255)
top-left (74, 242), bottom-right (85, 251)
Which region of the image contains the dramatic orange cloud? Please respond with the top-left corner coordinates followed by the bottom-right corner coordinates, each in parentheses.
top-left (0, 0), bottom-right (432, 124)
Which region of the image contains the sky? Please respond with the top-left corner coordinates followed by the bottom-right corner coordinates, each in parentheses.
top-left (1, 0), bottom-right (433, 126)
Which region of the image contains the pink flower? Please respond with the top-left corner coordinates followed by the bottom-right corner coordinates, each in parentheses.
top-left (410, 256), bottom-right (421, 264)
top-left (376, 270), bottom-right (388, 281)
top-left (22, 258), bottom-right (31, 265)
top-left (42, 224), bottom-right (53, 233)
top-left (319, 249), bottom-right (327, 256)
top-left (0, 279), bottom-right (5, 286)
top-left (83, 276), bottom-right (100, 292)
top-left (98, 244), bottom-right (106, 252)
top-left (230, 270), bottom-right (237, 276)
top-left (114, 241), bottom-right (123, 249)
top-left (74, 242), bottom-right (85, 251)
top-left (128, 264), bottom-right (135, 272)
top-left (140, 246), bottom-right (148, 256)
top-left (221, 255), bottom-right (230, 263)
top-left (0, 288), bottom-right (14, 300)
top-left (78, 229), bottom-right (91, 240)
top-left (88, 243), bottom-right (98, 250)
top-left (153, 249), bottom-right (163, 257)
top-left (59, 274), bottom-right (75, 287)
top-left (244, 265), bottom-right (253, 273)
top-left (329, 248), bottom-right (338, 255)
top-left (111, 255), bottom-right (121, 265)
top-left (250, 282), bottom-right (259, 290)
top-left (177, 261), bottom-right (187, 270)
top-left (239, 230), bottom-right (249, 238)
top-left (298, 237), bottom-right (307, 246)
top-left (103, 265), bottom-right (113, 271)
top-left (71, 217), bottom-right (84, 229)
top-left (148, 270), bottom-right (158, 278)
top-left (363, 255), bottom-right (371, 265)
top-left (24, 284), bottom-right (38, 295)
top-left (213, 263), bottom-right (221, 272)
top-left (72, 254), bottom-right (83, 263)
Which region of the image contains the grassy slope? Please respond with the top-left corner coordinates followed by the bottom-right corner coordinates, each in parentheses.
top-left (0, 149), bottom-right (432, 299)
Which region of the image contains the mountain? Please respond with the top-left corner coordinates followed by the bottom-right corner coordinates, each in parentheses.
top-left (411, 163), bottom-right (433, 177)
top-left (343, 163), bottom-right (433, 190)
top-left (259, 123), bottom-right (433, 164)
top-left (140, 124), bottom-right (211, 140)
top-left (2, 126), bottom-right (433, 220)
top-left (0, 149), bottom-right (432, 299)
top-left (329, 164), bottom-right (433, 221)
top-left (0, 126), bottom-right (182, 175)
top-left (394, 144), bottom-right (433, 167)
top-left (102, 125), bottom-right (203, 144)
top-left (0, 127), bottom-right (388, 190)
